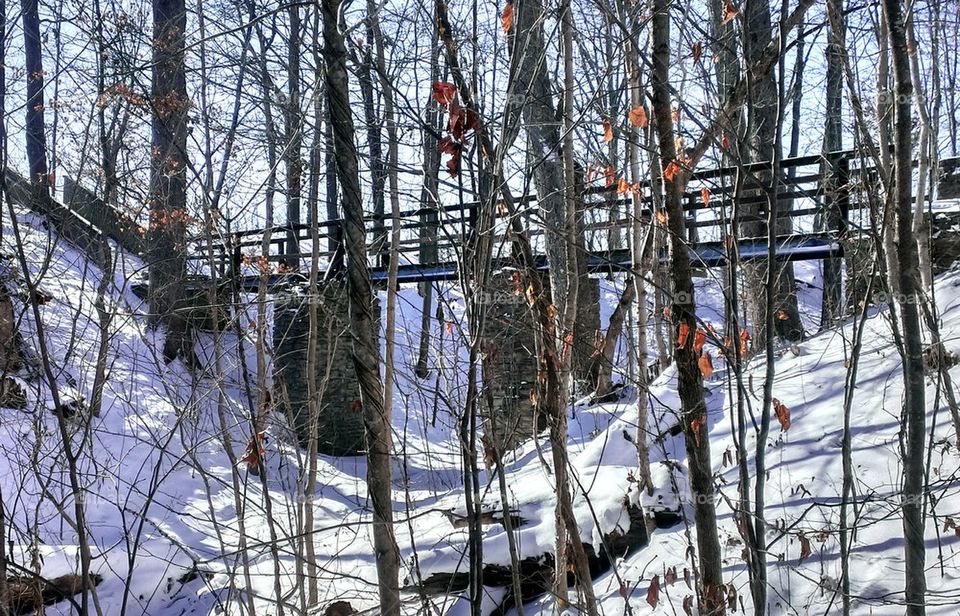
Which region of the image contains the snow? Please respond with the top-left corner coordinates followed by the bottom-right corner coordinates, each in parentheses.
top-left (1, 205), bottom-right (959, 615)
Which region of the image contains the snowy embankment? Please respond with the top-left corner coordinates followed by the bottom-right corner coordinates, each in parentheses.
top-left (1, 207), bottom-right (958, 615)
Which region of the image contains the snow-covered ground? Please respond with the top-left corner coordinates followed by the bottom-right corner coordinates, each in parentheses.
top-left (1, 206), bottom-right (958, 615)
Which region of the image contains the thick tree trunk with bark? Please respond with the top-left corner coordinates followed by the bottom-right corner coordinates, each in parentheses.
top-left (21, 0), bottom-right (48, 202)
top-left (882, 3), bottom-right (927, 615)
top-left (511, 0), bottom-right (576, 324)
top-left (821, 0), bottom-right (846, 325)
top-left (649, 1), bottom-right (724, 612)
top-left (741, 0), bottom-right (803, 347)
top-left (283, 5), bottom-right (302, 270)
top-left (148, 0), bottom-right (193, 365)
top-left (321, 2), bottom-right (400, 615)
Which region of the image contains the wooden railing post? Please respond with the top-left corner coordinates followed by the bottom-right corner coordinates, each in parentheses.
top-left (836, 154), bottom-right (850, 236)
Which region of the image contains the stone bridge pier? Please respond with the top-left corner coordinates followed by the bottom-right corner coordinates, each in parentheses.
top-left (273, 283), bottom-right (376, 456)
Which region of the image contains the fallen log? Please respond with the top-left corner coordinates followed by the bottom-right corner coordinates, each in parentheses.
top-left (440, 509), bottom-right (528, 529)
top-left (408, 502), bottom-right (650, 616)
top-left (5, 573), bottom-right (102, 616)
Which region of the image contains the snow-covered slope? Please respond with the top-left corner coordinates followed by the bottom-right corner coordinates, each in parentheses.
top-left (1, 207), bottom-right (958, 615)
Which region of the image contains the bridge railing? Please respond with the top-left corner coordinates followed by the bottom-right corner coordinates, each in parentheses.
top-left (187, 149), bottom-right (947, 283)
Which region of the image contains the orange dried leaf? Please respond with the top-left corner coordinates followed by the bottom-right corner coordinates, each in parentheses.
top-left (664, 161), bottom-right (681, 182)
top-left (617, 177), bottom-right (629, 194)
top-left (677, 322), bottom-right (691, 348)
top-left (602, 118), bottom-right (614, 143)
top-left (655, 210), bottom-right (668, 225)
top-left (699, 352), bottom-right (714, 378)
top-left (721, 0), bottom-right (738, 25)
top-left (690, 416), bottom-right (704, 446)
top-left (446, 320), bottom-right (454, 334)
top-left (701, 186), bottom-right (711, 206)
top-left (774, 398), bottom-right (792, 431)
top-left (628, 105), bottom-right (648, 128)
top-left (501, 3), bottom-right (514, 33)
top-left (604, 166), bottom-right (615, 188)
top-left (777, 309), bottom-right (789, 320)
top-left (694, 328), bottom-right (707, 354)
top-left (525, 283), bottom-right (537, 306)
top-left (692, 41), bottom-right (703, 63)
top-left (721, 133), bottom-right (731, 151)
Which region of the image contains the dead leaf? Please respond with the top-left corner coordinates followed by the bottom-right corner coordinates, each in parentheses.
top-left (677, 322), bottom-right (690, 348)
top-left (664, 161), bottom-right (682, 182)
top-left (656, 210), bottom-right (668, 225)
top-left (628, 105), bottom-right (648, 128)
top-left (721, 133), bottom-right (731, 151)
top-left (694, 328), bottom-right (707, 354)
top-left (701, 186), bottom-right (711, 206)
top-left (617, 177), bottom-right (629, 195)
top-left (773, 398), bottom-right (792, 431)
top-left (432, 81), bottom-right (456, 105)
top-left (692, 41), bottom-right (702, 63)
top-left (501, 3), bottom-right (513, 33)
top-left (646, 575), bottom-right (660, 608)
top-left (798, 533), bottom-right (811, 564)
top-left (602, 118), bottom-right (614, 143)
top-left (665, 566), bottom-right (677, 585)
top-left (682, 595), bottom-right (694, 615)
top-left (699, 352), bottom-right (714, 378)
top-left (525, 283), bottom-right (536, 306)
top-left (604, 166), bottom-right (615, 188)
top-left (777, 309), bottom-right (789, 320)
top-left (690, 416), bottom-right (704, 446)
top-left (721, 0), bottom-right (738, 25)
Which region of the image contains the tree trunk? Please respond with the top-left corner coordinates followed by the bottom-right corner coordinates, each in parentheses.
top-left (21, 0), bottom-right (48, 201)
top-left (283, 4), bottom-right (303, 270)
top-left (357, 28), bottom-right (387, 262)
top-left (882, 1), bottom-right (927, 615)
top-left (742, 0), bottom-right (803, 347)
top-left (321, 3), bottom-right (400, 616)
top-left (906, 15), bottom-right (933, 293)
top-left (821, 0), bottom-right (845, 326)
top-left (649, 1), bottom-right (724, 612)
top-left (415, 22), bottom-right (441, 380)
top-left (148, 0), bottom-right (193, 365)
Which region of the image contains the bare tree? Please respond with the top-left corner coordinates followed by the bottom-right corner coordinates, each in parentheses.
top-left (147, 0), bottom-right (193, 365)
top-left (882, 1), bottom-right (927, 614)
top-left (321, 2), bottom-right (400, 615)
top-left (21, 0), bottom-right (49, 199)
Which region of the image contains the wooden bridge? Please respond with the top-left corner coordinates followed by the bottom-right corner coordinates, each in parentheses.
top-left (6, 149), bottom-right (957, 293)
top-left (186, 150), bottom-right (885, 291)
